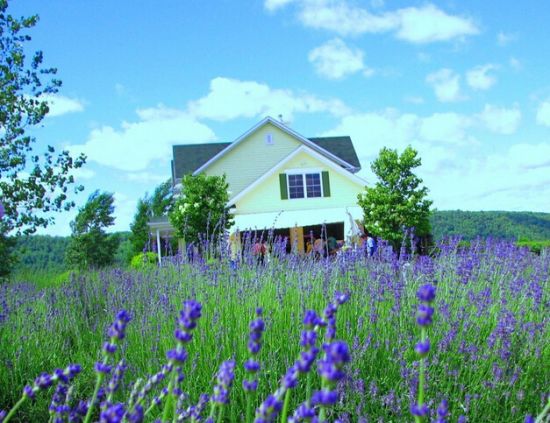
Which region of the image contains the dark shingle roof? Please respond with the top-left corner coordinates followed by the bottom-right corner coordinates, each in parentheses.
top-left (172, 136), bottom-right (360, 181)
top-left (172, 142), bottom-right (230, 180)
top-left (308, 136), bottom-right (361, 171)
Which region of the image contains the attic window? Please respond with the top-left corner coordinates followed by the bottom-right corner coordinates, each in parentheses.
top-left (287, 172), bottom-right (322, 199)
top-left (265, 133), bottom-right (274, 145)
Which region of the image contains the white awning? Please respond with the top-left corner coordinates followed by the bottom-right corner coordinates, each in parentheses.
top-left (231, 206), bottom-right (363, 231)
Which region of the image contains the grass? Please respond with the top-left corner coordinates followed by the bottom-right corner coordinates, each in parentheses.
top-left (0, 240), bottom-right (549, 422)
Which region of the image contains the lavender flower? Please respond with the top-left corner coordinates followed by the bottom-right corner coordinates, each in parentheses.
top-left (243, 308), bottom-right (265, 394)
top-left (212, 359), bottom-right (236, 405)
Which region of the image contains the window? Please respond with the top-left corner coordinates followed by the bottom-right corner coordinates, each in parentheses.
top-left (288, 174), bottom-right (304, 199)
top-left (305, 173), bottom-right (322, 198)
top-left (287, 172), bottom-right (322, 199)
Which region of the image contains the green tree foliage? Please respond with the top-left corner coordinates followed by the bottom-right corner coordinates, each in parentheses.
top-left (12, 235), bottom-right (69, 274)
top-left (129, 180), bottom-right (174, 257)
top-left (0, 1), bottom-right (86, 234)
top-left (430, 210), bottom-right (550, 241)
top-left (0, 1), bottom-right (86, 276)
top-left (358, 146), bottom-right (432, 250)
top-left (65, 191), bottom-right (119, 269)
top-left (169, 174), bottom-right (233, 244)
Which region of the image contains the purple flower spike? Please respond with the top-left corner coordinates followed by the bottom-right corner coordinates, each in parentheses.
top-left (166, 348), bottom-right (188, 364)
top-left (414, 339), bottom-right (430, 357)
top-left (311, 389), bottom-right (338, 406)
top-left (411, 403), bottom-right (430, 417)
top-left (416, 304), bottom-right (434, 326)
top-left (243, 379), bottom-right (258, 391)
top-left (417, 284), bottom-right (436, 303)
top-left (212, 360), bottom-right (236, 405)
top-left (303, 310), bottom-right (321, 328)
top-left (23, 385), bottom-right (35, 399)
top-left (95, 362), bottom-right (112, 374)
top-left (99, 402), bottom-right (125, 423)
top-left (34, 373), bottom-right (53, 389)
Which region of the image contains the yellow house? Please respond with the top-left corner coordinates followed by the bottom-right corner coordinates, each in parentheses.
top-left (149, 116), bottom-right (366, 261)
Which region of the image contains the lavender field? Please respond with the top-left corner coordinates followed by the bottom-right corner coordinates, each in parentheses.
top-left (0, 239), bottom-right (548, 422)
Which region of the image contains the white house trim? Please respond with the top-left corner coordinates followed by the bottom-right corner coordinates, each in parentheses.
top-left (228, 145), bottom-right (367, 207)
top-left (192, 116), bottom-right (357, 176)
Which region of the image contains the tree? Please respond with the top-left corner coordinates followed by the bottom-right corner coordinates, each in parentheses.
top-left (65, 191), bottom-right (119, 269)
top-left (129, 197), bottom-right (152, 257)
top-left (0, 1), bottom-right (86, 276)
top-left (357, 146), bottom-right (432, 251)
top-left (169, 174), bottom-right (233, 245)
top-left (128, 180), bottom-right (174, 258)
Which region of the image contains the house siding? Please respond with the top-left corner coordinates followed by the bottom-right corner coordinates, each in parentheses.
top-left (234, 150), bottom-right (364, 215)
top-left (203, 122), bottom-right (301, 196)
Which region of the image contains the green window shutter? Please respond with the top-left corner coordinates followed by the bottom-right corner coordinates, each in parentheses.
top-left (322, 171), bottom-right (331, 197)
top-left (279, 174), bottom-right (288, 200)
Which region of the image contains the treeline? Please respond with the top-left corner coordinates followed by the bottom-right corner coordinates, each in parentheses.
top-left (12, 232), bottom-right (132, 274)
top-left (430, 210), bottom-right (550, 241)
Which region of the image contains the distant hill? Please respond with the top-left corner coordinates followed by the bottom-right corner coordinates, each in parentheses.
top-left (430, 210), bottom-right (550, 241)
top-left (12, 232), bottom-right (132, 274)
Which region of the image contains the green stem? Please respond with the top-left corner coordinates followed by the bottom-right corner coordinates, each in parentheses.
top-left (535, 395), bottom-right (550, 423)
top-left (414, 327), bottom-right (427, 423)
top-left (2, 395), bottom-right (28, 423)
top-left (217, 405), bottom-right (224, 422)
top-left (162, 374), bottom-right (175, 423)
top-left (246, 391), bottom-right (253, 423)
top-left (83, 370), bottom-right (105, 423)
top-left (280, 389), bottom-right (291, 423)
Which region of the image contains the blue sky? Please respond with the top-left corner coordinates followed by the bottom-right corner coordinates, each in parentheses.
top-left (9, 0), bottom-right (550, 235)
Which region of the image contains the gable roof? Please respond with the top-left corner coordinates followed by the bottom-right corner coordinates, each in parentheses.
top-left (172, 117), bottom-right (362, 180)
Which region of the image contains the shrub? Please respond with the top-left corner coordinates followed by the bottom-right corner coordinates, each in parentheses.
top-left (130, 252), bottom-right (158, 270)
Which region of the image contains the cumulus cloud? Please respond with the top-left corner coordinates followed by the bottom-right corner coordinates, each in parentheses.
top-left (308, 38), bottom-right (369, 79)
top-left (477, 104), bottom-right (521, 134)
top-left (419, 113), bottom-right (473, 144)
top-left (69, 105), bottom-right (216, 172)
top-left (394, 4), bottom-right (479, 44)
top-left (536, 99), bottom-right (550, 126)
top-left (466, 64), bottom-right (498, 91)
top-left (268, 0), bottom-right (479, 43)
top-left (322, 108), bottom-right (550, 211)
top-left (426, 69), bottom-right (464, 102)
top-left (188, 77), bottom-right (349, 121)
top-left (41, 94), bottom-right (85, 117)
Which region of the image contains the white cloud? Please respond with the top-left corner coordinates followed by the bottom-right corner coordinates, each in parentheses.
top-left (426, 68), bottom-right (464, 102)
top-left (419, 113), bottom-right (473, 144)
top-left (404, 95), bottom-right (425, 104)
top-left (477, 104), bottom-right (521, 134)
top-left (497, 31), bottom-right (517, 47)
top-left (323, 109), bottom-right (550, 211)
top-left (188, 77), bottom-right (349, 122)
top-left (395, 4), bottom-right (479, 44)
top-left (72, 167), bottom-right (96, 180)
top-left (536, 99), bottom-right (550, 127)
top-left (264, 0), bottom-right (296, 12)
top-left (125, 172), bottom-right (167, 184)
top-left (41, 94), bottom-right (85, 117)
top-left (466, 64), bottom-right (498, 91)
top-left (308, 38), bottom-right (367, 79)
top-left (270, 0), bottom-right (479, 44)
top-left (69, 105), bottom-right (216, 172)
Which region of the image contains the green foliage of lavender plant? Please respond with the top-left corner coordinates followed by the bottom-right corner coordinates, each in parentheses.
top-left (0, 239), bottom-right (549, 422)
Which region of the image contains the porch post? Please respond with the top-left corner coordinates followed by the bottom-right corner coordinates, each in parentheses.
top-left (156, 229), bottom-right (162, 265)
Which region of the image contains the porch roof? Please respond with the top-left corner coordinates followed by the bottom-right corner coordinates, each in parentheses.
top-left (232, 206), bottom-right (363, 232)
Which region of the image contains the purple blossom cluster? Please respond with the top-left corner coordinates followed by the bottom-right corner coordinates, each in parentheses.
top-left (1, 238), bottom-right (549, 422)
